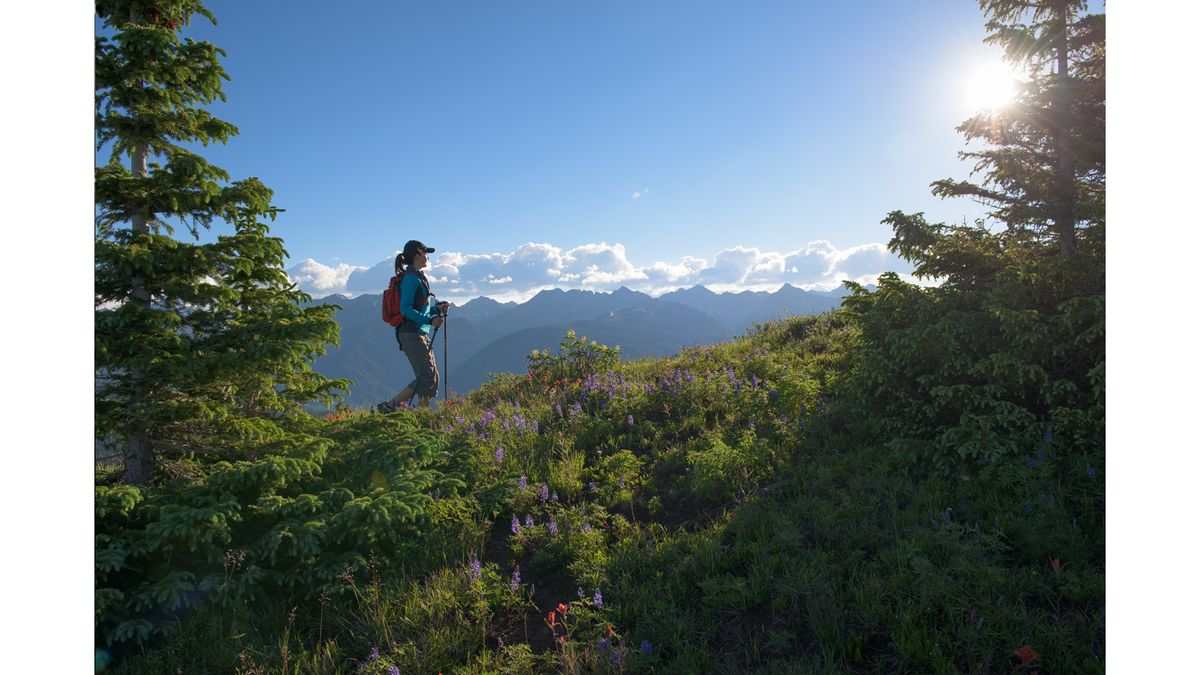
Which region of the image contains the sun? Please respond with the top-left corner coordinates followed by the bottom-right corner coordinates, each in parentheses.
top-left (964, 60), bottom-right (1020, 113)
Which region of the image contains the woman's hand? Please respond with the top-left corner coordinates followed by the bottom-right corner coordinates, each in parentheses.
top-left (431, 316), bottom-right (445, 328)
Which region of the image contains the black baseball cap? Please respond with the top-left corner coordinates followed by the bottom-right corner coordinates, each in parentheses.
top-left (402, 240), bottom-right (435, 263)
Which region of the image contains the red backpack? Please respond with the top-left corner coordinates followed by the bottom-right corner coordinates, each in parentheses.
top-left (382, 270), bottom-right (430, 327)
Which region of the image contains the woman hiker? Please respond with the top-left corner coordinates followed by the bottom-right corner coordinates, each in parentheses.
top-left (377, 240), bottom-right (450, 411)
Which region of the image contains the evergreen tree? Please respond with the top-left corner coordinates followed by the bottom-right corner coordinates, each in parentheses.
top-left (920, 0), bottom-right (1104, 263)
top-left (95, 0), bottom-right (347, 485)
top-left (843, 0), bottom-right (1105, 473)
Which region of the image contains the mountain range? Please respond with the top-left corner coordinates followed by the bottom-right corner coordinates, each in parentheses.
top-left (307, 284), bottom-right (859, 408)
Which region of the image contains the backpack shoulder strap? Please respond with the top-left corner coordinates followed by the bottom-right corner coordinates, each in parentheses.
top-left (402, 269), bottom-right (431, 306)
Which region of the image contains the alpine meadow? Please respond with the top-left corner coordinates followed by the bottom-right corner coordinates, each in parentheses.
top-left (94, 1), bottom-right (1104, 673)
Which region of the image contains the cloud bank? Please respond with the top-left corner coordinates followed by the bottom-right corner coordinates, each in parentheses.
top-left (288, 241), bottom-right (914, 303)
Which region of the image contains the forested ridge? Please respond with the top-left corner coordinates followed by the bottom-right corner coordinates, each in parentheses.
top-left (95, 0), bottom-right (1104, 672)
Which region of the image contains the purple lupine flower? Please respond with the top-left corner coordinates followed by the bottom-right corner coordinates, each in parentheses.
top-left (532, 420), bottom-right (539, 433)
top-left (551, 491), bottom-right (559, 502)
top-left (510, 565), bottom-right (521, 592)
top-left (556, 403), bottom-right (563, 417)
top-left (769, 389), bottom-right (779, 402)
top-left (1036, 446), bottom-right (1047, 462)
top-left (1086, 464), bottom-right (1096, 479)
top-left (469, 555), bottom-right (482, 580)
top-left (593, 589), bottom-right (603, 608)
top-left (611, 650), bottom-right (624, 666)
top-left (540, 483), bottom-right (549, 502)
top-left (640, 640), bottom-right (652, 654)
top-left (588, 481), bottom-right (598, 492)
top-left (748, 422), bottom-right (755, 431)
top-left (495, 446), bottom-right (505, 463)
top-left (368, 647), bottom-right (380, 662)
top-left (388, 667), bottom-right (400, 675)
top-left (617, 477), bottom-right (625, 489)
top-left (519, 474), bottom-right (527, 490)
top-left (525, 514), bottom-right (534, 528)
top-left (570, 401), bottom-right (583, 417)
top-left (626, 414), bottom-right (634, 426)
top-left (1043, 427), bottom-right (1053, 445)
top-left (454, 415), bottom-right (465, 425)
top-left (1025, 455), bottom-right (1036, 469)
top-left (548, 519), bottom-right (559, 536)
top-left (582, 520), bottom-right (592, 533)
top-left (577, 586), bottom-right (585, 599)
top-left (511, 515), bottom-right (521, 534)
top-left (598, 637), bottom-right (610, 653)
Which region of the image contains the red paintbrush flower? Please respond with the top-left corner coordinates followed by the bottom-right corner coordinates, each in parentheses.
top-left (1050, 557), bottom-right (1062, 574)
top-left (1014, 644), bottom-right (1039, 665)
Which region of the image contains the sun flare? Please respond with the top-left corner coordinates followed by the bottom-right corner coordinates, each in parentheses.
top-left (964, 60), bottom-right (1020, 113)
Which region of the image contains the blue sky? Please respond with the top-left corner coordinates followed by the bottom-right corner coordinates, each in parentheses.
top-left (116, 0), bottom-right (1025, 301)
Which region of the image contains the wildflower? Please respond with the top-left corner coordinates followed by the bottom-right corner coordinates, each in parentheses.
top-left (368, 646), bottom-right (380, 662)
top-left (1043, 427), bottom-right (1053, 445)
top-left (640, 639), bottom-right (652, 654)
top-left (769, 389), bottom-right (779, 402)
top-left (519, 474), bottom-right (527, 490)
top-left (627, 414), bottom-right (634, 426)
top-left (511, 515), bottom-right (521, 534)
top-left (593, 589), bottom-right (604, 608)
top-left (552, 491), bottom-right (559, 502)
top-left (532, 420), bottom-right (539, 433)
top-left (577, 587), bottom-right (585, 599)
top-left (388, 667), bottom-right (400, 675)
top-left (1036, 445), bottom-right (1047, 462)
top-left (525, 514), bottom-right (534, 528)
top-left (1050, 557), bottom-right (1062, 574)
top-left (510, 565), bottom-right (521, 592)
top-left (1086, 464), bottom-right (1096, 480)
top-left (598, 637), bottom-right (610, 653)
top-left (611, 650), bottom-right (624, 666)
top-left (1024, 502), bottom-right (1033, 514)
top-left (557, 602), bottom-right (569, 615)
top-left (495, 446), bottom-right (505, 463)
top-left (1013, 644), bottom-right (1039, 666)
top-left (588, 481), bottom-right (598, 492)
top-left (540, 483), bottom-right (549, 502)
top-left (582, 520), bottom-right (592, 533)
top-left (748, 421), bottom-right (755, 431)
top-left (469, 555), bottom-right (482, 581)
top-left (546, 610), bottom-right (556, 626)
top-left (1025, 455), bottom-right (1036, 469)
top-left (556, 403), bottom-right (563, 417)
top-left (548, 520), bottom-right (559, 536)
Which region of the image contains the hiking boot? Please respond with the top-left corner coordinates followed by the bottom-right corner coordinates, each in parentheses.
top-left (375, 400), bottom-right (398, 414)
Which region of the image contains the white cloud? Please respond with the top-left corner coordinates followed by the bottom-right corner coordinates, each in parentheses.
top-left (292, 239), bottom-right (913, 302)
top-left (287, 258), bottom-right (368, 296)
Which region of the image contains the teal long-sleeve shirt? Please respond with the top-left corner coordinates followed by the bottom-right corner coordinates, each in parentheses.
top-left (398, 270), bottom-right (437, 335)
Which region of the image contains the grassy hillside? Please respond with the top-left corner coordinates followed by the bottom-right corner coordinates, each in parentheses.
top-left (97, 312), bottom-right (1104, 673)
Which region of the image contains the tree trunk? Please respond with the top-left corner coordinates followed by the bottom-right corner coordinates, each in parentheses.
top-left (1052, 0), bottom-right (1078, 257)
top-left (124, 6), bottom-right (156, 485)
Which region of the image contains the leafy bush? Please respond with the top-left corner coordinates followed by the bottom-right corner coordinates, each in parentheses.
top-left (95, 414), bottom-right (470, 647)
top-left (527, 330), bottom-right (622, 384)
